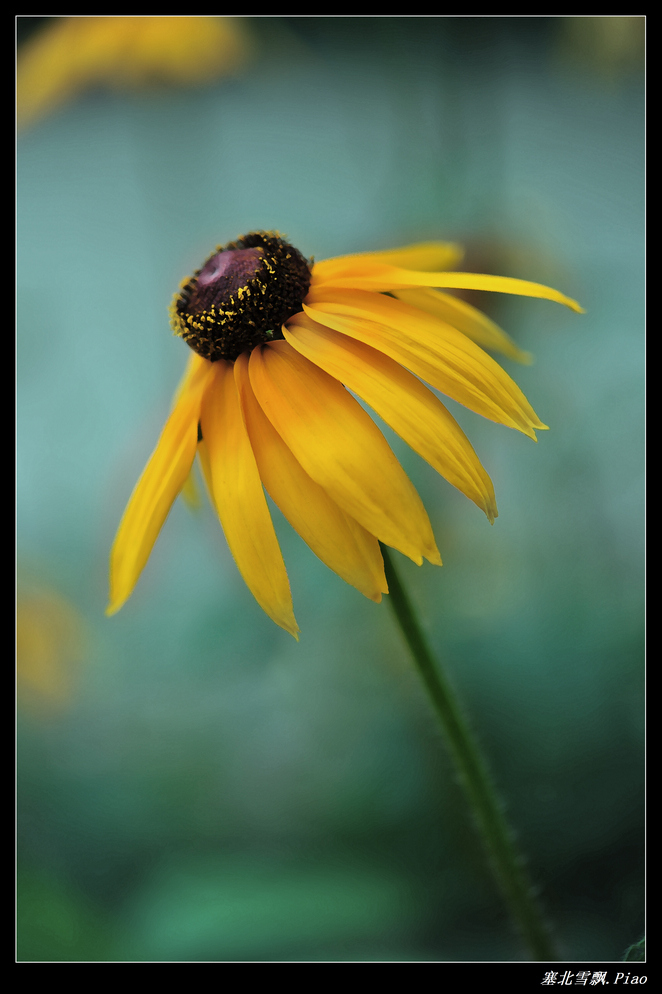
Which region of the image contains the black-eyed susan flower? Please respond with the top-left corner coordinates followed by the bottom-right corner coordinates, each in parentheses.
top-left (107, 232), bottom-right (582, 637)
top-left (17, 16), bottom-right (250, 129)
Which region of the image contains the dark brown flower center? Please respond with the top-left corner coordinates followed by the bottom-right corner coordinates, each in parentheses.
top-left (169, 232), bottom-right (312, 362)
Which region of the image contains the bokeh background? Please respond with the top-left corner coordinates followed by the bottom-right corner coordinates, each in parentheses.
top-left (17, 17), bottom-right (645, 962)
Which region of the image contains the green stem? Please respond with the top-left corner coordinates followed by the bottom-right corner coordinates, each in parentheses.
top-left (380, 544), bottom-right (556, 961)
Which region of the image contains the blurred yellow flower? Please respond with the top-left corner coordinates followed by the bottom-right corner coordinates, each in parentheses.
top-left (17, 15), bottom-right (251, 128)
top-left (108, 232), bottom-right (582, 637)
top-left (559, 16), bottom-right (645, 76)
top-left (17, 587), bottom-right (85, 714)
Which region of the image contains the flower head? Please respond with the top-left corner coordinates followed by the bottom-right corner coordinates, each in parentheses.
top-left (108, 233), bottom-right (582, 637)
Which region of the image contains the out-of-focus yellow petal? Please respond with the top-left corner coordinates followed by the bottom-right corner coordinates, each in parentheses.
top-left (200, 360), bottom-right (299, 638)
top-left (112, 16), bottom-right (250, 86)
top-left (234, 354), bottom-right (387, 601)
top-left (303, 289), bottom-right (546, 438)
top-left (311, 261), bottom-right (585, 313)
top-left (285, 316), bottom-right (497, 522)
top-left (18, 16), bottom-right (250, 128)
top-left (18, 17), bottom-right (124, 127)
top-left (18, 587), bottom-right (85, 714)
top-left (311, 241), bottom-right (464, 284)
top-left (107, 357), bottom-right (212, 616)
top-left (248, 341), bottom-right (441, 567)
top-left (393, 288), bottom-right (533, 364)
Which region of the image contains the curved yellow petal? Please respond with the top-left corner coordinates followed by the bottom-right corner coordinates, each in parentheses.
top-left (234, 354), bottom-right (387, 601)
top-left (200, 360), bottom-right (299, 638)
top-left (393, 288), bottom-right (533, 364)
top-left (170, 352), bottom-right (209, 406)
top-left (107, 357), bottom-right (213, 616)
top-left (172, 355), bottom-right (207, 510)
top-left (303, 290), bottom-right (546, 438)
top-left (311, 241), bottom-right (464, 284)
top-left (311, 262), bottom-right (584, 313)
top-left (248, 342), bottom-right (441, 567)
top-left (285, 316), bottom-right (497, 522)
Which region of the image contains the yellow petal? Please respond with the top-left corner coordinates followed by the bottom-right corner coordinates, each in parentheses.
top-left (200, 360), bottom-right (299, 638)
top-left (311, 261), bottom-right (585, 313)
top-left (112, 16), bottom-right (250, 86)
top-left (173, 357), bottom-right (209, 516)
top-left (18, 16), bottom-right (250, 128)
top-left (180, 465), bottom-right (202, 510)
top-left (393, 287), bottom-right (533, 364)
top-left (234, 353), bottom-right (387, 601)
top-left (248, 341), bottom-right (441, 567)
top-left (285, 316), bottom-right (497, 522)
top-left (303, 289), bottom-right (546, 438)
top-left (311, 241), bottom-right (464, 284)
top-left (107, 357), bottom-right (212, 615)
top-left (196, 437), bottom-right (213, 501)
top-left (170, 352), bottom-right (209, 406)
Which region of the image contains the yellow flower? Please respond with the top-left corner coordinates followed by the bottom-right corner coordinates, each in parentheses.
top-left (17, 16), bottom-right (250, 129)
top-left (107, 232), bottom-right (582, 637)
top-left (17, 586), bottom-right (85, 714)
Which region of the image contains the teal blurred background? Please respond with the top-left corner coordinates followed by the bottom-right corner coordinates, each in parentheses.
top-left (17, 17), bottom-right (644, 962)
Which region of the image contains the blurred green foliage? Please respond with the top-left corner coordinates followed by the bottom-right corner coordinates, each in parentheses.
top-left (17, 17), bottom-right (644, 961)
top-left (623, 937), bottom-right (645, 962)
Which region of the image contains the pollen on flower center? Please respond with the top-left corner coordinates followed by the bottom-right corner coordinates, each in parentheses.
top-left (170, 231), bottom-right (312, 362)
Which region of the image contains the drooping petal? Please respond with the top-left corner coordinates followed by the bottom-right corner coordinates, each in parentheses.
top-left (169, 352), bottom-right (209, 406)
top-left (200, 359), bottom-right (299, 638)
top-left (107, 356), bottom-right (212, 615)
top-left (248, 341), bottom-right (442, 567)
top-left (393, 287), bottom-right (533, 364)
top-left (311, 241), bottom-right (464, 284)
top-left (310, 261), bottom-right (585, 313)
top-left (284, 316), bottom-right (498, 522)
top-left (180, 465), bottom-right (202, 509)
top-left (303, 289), bottom-right (546, 438)
top-left (234, 353), bottom-right (387, 601)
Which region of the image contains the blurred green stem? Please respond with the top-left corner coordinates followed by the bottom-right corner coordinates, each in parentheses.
top-left (380, 544), bottom-right (556, 961)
